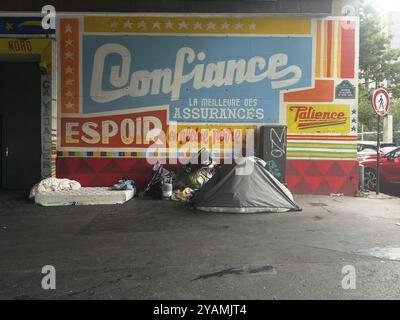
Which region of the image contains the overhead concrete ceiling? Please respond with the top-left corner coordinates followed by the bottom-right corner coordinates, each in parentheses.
top-left (0, 0), bottom-right (332, 14)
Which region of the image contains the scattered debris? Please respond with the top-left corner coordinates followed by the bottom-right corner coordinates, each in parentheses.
top-left (355, 191), bottom-right (368, 198)
top-left (140, 148), bottom-right (215, 201)
top-left (171, 188), bottom-right (194, 202)
top-left (330, 193), bottom-right (344, 197)
top-left (139, 153), bottom-right (301, 215)
top-left (361, 192), bottom-right (394, 200)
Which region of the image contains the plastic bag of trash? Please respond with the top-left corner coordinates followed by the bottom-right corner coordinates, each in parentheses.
top-left (112, 179), bottom-right (135, 191)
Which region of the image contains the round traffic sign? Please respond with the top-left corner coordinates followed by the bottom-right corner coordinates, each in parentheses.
top-left (372, 88), bottom-right (390, 116)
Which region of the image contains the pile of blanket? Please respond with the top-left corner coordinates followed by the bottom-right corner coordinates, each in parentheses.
top-left (29, 177), bottom-right (81, 200)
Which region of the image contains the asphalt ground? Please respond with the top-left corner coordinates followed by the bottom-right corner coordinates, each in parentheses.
top-left (1, 190), bottom-right (400, 299)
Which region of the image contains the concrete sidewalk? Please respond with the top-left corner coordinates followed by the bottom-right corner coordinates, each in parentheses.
top-left (1, 191), bottom-right (400, 299)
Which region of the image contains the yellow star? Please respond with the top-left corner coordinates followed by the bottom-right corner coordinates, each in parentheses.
top-left (5, 23), bottom-right (13, 31)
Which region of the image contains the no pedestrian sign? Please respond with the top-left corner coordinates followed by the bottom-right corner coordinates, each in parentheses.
top-left (372, 88), bottom-right (390, 116)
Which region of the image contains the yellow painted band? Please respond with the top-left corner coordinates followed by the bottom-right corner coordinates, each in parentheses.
top-left (84, 16), bottom-right (311, 35)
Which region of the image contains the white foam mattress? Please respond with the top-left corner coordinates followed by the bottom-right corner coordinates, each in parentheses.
top-left (35, 187), bottom-right (135, 206)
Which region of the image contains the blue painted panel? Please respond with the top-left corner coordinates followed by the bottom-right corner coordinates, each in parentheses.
top-left (0, 17), bottom-right (55, 35)
top-left (82, 35), bottom-right (312, 123)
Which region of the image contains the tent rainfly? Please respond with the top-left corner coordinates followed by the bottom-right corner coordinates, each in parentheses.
top-left (192, 157), bottom-right (302, 213)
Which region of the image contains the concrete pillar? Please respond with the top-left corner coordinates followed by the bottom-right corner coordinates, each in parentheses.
top-left (383, 115), bottom-right (393, 143)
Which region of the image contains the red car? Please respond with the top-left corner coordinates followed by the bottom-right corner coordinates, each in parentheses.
top-left (361, 147), bottom-right (400, 190)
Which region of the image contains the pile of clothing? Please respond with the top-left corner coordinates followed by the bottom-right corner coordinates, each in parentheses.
top-left (141, 148), bottom-right (216, 202)
top-left (171, 187), bottom-right (195, 202)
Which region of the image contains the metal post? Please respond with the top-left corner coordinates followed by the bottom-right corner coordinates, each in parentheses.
top-left (362, 124), bottom-right (364, 142)
top-left (376, 115), bottom-right (380, 195)
top-left (359, 164), bottom-right (365, 192)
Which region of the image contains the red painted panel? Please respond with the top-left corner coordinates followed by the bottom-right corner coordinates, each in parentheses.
top-left (60, 108), bottom-right (167, 149)
top-left (57, 158), bottom-right (359, 195)
top-left (326, 20), bottom-right (333, 78)
top-left (56, 157), bottom-right (184, 189)
top-left (287, 159), bottom-right (359, 195)
top-left (340, 20), bottom-right (356, 79)
top-left (56, 157), bottom-right (152, 188)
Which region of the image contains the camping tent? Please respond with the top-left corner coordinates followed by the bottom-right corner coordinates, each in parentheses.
top-left (192, 157), bottom-right (301, 213)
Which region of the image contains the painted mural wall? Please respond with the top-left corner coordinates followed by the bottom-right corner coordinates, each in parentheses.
top-left (56, 15), bottom-right (359, 194)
